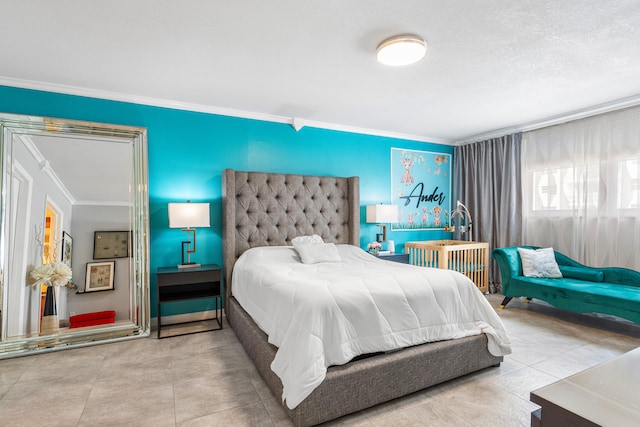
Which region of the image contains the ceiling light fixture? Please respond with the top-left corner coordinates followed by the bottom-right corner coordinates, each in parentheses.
top-left (376, 34), bottom-right (427, 66)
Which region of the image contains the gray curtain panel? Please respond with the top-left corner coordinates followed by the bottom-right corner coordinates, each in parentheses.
top-left (454, 133), bottom-right (523, 293)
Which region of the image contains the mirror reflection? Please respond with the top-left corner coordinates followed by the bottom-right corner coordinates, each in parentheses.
top-left (0, 114), bottom-right (150, 357)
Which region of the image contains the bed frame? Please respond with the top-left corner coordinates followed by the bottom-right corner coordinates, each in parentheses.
top-left (222, 169), bottom-right (502, 426)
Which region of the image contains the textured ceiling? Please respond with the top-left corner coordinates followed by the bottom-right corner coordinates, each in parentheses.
top-left (2, 0), bottom-right (640, 143)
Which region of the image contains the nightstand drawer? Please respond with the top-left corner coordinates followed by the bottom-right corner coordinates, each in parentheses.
top-left (157, 268), bottom-right (221, 286)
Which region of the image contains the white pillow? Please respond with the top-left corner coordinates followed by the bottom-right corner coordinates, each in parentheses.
top-left (293, 242), bottom-right (341, 264)
top-left (517, 247), bottom-right (562, 278)
top-left (291, 234), bottom-right (324, 245)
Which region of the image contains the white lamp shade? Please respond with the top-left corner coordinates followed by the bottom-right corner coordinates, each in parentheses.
top-left (366, 204), bottom-right (398, 224)
top-left (168, 202), bottom-right (211, 228)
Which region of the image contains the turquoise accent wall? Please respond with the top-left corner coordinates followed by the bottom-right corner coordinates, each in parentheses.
top-left (0, 85), bottom-right (453, 317)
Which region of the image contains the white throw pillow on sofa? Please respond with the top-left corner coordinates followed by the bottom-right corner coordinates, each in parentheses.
top-left (517, 247), bottom-right (562, 278)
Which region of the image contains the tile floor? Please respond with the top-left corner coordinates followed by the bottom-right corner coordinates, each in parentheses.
top-left (1, 294), bottom-right (639, 426)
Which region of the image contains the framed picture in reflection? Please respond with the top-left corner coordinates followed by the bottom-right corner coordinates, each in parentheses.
top-left (85, 261), bottom-right (115, 292)
top-left (61, 231), bottom-right (73, 268)
top-left (93, 230), bottom-right (130, 259)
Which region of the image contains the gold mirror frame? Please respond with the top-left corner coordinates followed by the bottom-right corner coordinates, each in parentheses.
top-left (0, 113), bottom-right (150, 358)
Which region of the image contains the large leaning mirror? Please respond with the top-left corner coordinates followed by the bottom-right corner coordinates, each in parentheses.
top-left (0, 113), bottom-right (150, 358)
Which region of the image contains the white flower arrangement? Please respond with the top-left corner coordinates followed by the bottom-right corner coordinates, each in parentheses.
top-left (29, 262), bottom-right (73, 288)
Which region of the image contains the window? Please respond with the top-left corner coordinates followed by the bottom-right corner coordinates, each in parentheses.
top-left (523, 105), bottom-right (640, 270)
top-left (618, 158), bottom-right (640, 209)
top-left (531, 164), bottom-right (599, 211)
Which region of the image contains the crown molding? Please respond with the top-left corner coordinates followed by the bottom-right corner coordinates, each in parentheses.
top-left (18, 134), bottom-right (76, 205)
top-left (289, 116), bottom-right (452, 145)
top-left (455, 93), bottom-right (640, 145)
top-left (5, 77), bottom-right (640, 148)
top-left (0, 76), bottom-right (452, 146)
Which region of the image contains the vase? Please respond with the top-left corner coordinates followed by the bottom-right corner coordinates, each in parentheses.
top-left (41, 286), bottom-right (58, 334)
top-left (57, 286), bottom-right (69, 328)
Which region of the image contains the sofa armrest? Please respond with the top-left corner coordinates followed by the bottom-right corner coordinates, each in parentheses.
top-left (493, 247), bottom-right (528, 294)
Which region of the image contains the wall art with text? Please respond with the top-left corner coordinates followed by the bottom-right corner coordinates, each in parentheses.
top-left (391, 148), bottom-right (451, 230)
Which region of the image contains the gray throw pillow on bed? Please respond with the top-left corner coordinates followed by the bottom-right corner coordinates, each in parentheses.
top-left (517, 247), bottom-right (562, 278)
top-left (293, 242), bottom-right (342, 264)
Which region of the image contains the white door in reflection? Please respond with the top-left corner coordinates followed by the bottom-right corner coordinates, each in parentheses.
top-left (5, 161), bottom-right (33, 339)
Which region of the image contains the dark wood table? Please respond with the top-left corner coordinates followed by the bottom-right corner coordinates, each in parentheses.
top-left (156, 264), bottom-right (223, 338)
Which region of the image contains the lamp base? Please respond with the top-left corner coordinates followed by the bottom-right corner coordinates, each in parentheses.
top-left (177, 263), bottom-right (201, 269)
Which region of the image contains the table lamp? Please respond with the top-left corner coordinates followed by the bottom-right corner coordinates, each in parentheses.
top-left (168, 201), bottom-right (210, 268)
top-left (366, 204), bottom-right (398, 243)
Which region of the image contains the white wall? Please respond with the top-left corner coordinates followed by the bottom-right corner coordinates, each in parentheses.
top-left (67, 205), bottom-right (131, 322)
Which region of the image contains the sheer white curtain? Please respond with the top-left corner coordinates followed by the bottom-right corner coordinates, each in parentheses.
top-left (523, 105), bottom-right (640, 269)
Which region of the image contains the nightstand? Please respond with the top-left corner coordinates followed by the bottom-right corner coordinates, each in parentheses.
top-left (378, 253), bottom-right (410, 264)
top-left (156, 264), bottom-right (223, 338)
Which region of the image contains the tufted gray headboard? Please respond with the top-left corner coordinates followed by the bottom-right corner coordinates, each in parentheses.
top-left (222, 169), bottom-right (360, 305)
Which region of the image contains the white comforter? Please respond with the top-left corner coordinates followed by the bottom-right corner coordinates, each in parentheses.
top-left (233, 244), bottom-right (511, 409)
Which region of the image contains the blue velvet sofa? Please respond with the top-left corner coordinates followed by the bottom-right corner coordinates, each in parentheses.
top-left (493, 246), bottom-right (640, 324)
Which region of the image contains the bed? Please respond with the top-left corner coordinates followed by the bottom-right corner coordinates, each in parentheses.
top-left (222, 169), bottom-right (508, 426)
